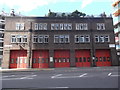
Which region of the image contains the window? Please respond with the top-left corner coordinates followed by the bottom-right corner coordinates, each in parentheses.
top-left (11, 35), bottom-right (16, 43)
top-left (51, 23), bottom-right (72, 30)
top-left (80, 36), bottom-right (84, 42)
top-left (23, 35), bottom-right (27, 43)
top-left (75, 35), bottom-right (79, 43)
top-left (59, 35), bottom-right (64, 43)
top-left (76, 23), bottom-right (88, 30)
top-left (16, 23), bottom-right (24, 30)
top-left (85, 35), bottom-right (90, 42)
top-left (68, 24), bottom-right (72, 30)
top-left (54, 35), bottom-right (70, 43)
top-left (99, 36), bottom-right (104, 42)
top-left (51, 24), bottom-right (54, 30)
top-left (75, 35), bottom-right (90, 43)
top-left (44, 35), bottom-right (49, 43)
top-left (11, 35), bottom-right (28, 43)
top-left (64, 35), bottom-right (69, 43)
top-left (95, 35), bottom-right (110, 43)
top-left (54, 35), bottom-right (59, 43)
top-left (33, 36), bottom-right (38, 43)
top-left (17, 35), bottom-right (22, 43)
top-left (35, 23), bottom-right (39, 30)
top-left (95, 36), bottom-right (99, 42)
top-left (60, 24), bottom-right (64, 30)
top-left (105, 36), bottom-right (110, 42)
top-left (35, 23), bottom-right (47, 30)
top-left (38, 35), bottom-right (43, 43)
top-left (97, 23), bottom-right (105, 30)
top-left (55, 24), bottom-right (59, 30)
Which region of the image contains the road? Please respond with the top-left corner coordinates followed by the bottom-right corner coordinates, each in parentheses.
top-left (1, 67), bottom-right (120, 89)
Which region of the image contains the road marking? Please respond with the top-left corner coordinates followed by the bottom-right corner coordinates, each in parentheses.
top-left (49, 87), bottom-right (69, 88)
top-left (110, 75), bottom-right (120, 77)
top-left (108, 73), bottom-right (112, 76)
top-left (20, 75), bottom-right (37, 79)
top-left (3, 75), bottom-right (15, 77)
top-left (51, 74), bottom-right (62, 79)
top-left (79, 73), bottom-right (87, 77)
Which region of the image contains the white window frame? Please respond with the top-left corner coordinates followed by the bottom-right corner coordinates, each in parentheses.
top-left (64, 24), bottom-right (68, 30)
top-left (97, 23), bottom-right (105, 30)
top-left (83, 23), bottom-right (88, 30)
top-left (95, 36), bottom-right (99, 42)
top-left (85, 35), bottom-right (90, 42)
top-left (75, 35), bottom-right (79, 43)
top-left (54, 35), bottom-right (59, 43)
top-left (43, 23), bottom-right (47, 30)
top-left (105, 35), bottom-right (110, 42)
top-left (17, 35), bottom-right (22, 43)
top-left (64, 35), bottom-right (70, 43)
top-left (51, 24), bottom-right (54, 30)
top-left (60, 23), bottom-right (64, 30)
top-left (16, 23), bottom-right (24, 30)
top-left (44, 35), bottom-right (49, 43)
top-left (11, 35), bottom-right (17, 43)
top-left (38, 35), bottom-right (43, 43)
top-left (35, 23), bottom-right (39, 30)
top-left (33, 35), bottom-right (38, 43)
top-left (99, 36), bottom-right (104, 42)
top-left (79, 35), bottom-right (84, 42)
top-left (23, 35), bottom-right (27, 43)
top-left (59, 35), bottom-right (64, 43)
top-left (76, 23), bottom-right (79, 30)
top-left (68, 23), bottom-right (72, 30)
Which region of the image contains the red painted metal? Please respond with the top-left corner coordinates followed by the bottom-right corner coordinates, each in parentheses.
top-left (32, 50), bottom-right (49, 68)
top-left (54, 50), bottom-right (70, 68)
top-left (75, 50), bottom-right (91, 67)
top-left (9, 50), bottom-right (27, 69)
top-left (95, 49), bottom-right (111, 67)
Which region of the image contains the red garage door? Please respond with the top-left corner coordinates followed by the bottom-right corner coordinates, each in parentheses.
top-left (54, 50), bottom-right (70, 68)
top-left (32, 50), bottom-right (49, 68)
top-left (75, 50), bottom-right (91, 67)
top-left (95, 49), bottom-right (111, 66)
top-left (9, 50), bottom-right (27, 69)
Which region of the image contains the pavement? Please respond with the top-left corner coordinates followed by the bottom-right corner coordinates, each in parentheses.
top-left (0, 66), bottom-right (119, 72)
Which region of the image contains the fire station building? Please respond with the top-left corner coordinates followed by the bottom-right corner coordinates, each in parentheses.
top-left (2, 16), bottom-right (118, 69)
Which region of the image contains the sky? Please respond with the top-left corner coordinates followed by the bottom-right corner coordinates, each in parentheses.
top-left (0, 0), bottom-right (117, 16)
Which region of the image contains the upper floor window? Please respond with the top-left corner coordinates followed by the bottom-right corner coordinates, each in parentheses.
top-left (54, 35), bottom-right (70, 43)
top-left (16, 23), bottom-right (24, 30)
top-left (97, 23), bottom-right (105, 30)
top-left (94, 35), bottom-right (110, 43)
top-left (11, 35), bottom-right (27, 43)
top-left (76, 23), bottom-right (88, 30)
top-left (33, 35), bottom-right (49, 43)
top-left (34, 23), bottom-right (47, 30)
top-left (51, 23), bottom-right (72, 30)
top-left (75, 35), bottom-right (90, 43)
top-left (11, 35), bottom-right (16, 43)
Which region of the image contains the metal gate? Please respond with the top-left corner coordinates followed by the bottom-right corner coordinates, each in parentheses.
top-left (32, 50), bottom-right (49, 68)
top-left (9, 50), bottom-right (27, 68)
top-left (54, 50), bottom-right (70, 68)
top-left (95, 49), bottom-right (111, 66)
top-left (75, 50), bottom-right (91, 67)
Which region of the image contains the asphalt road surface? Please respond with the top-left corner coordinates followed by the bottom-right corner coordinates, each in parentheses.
top-left (1, 67), bottom-right (120, 89)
